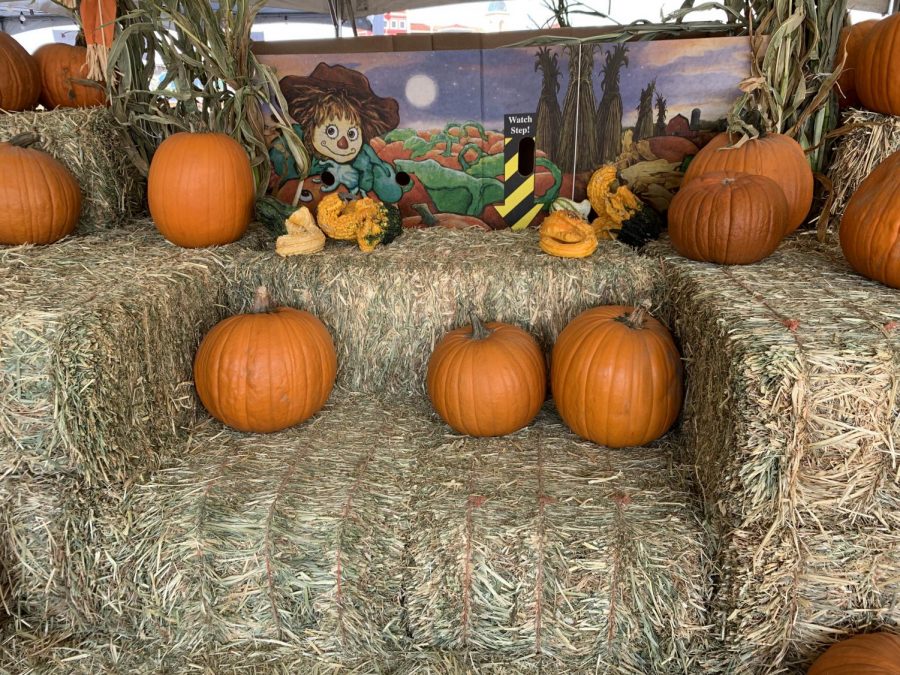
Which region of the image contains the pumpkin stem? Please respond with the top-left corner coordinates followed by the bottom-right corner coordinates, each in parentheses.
top-left (621, 300), bottom-right (653, 330)
top-left (470, 313), bottom-right (491, 340)
top-left (251, 286), bottom-right (276, 313)
top-left (8, 133), bottom-right (41, 149)
top-left (413, 203), bottom-right (438, 227)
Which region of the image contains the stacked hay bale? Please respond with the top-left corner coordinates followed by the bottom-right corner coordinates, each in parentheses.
top-left (650, 233), bottom-right (900, 672)
top-left (0, 108), bottom-right (145, 232)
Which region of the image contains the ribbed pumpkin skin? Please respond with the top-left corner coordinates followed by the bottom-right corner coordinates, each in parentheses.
top-left (808, 632), bottom-right (900, 674)
top-left (836, 20), bottom-right (878, 108)
top-left (682, 132), bottom-right (813, 233)
top-left (551, 306), bottom-right (683, 449)
top-left (194, 307), bottom-right (337, 433)
top-left (427, 321), bottom-right (546, 437)
top-left (856, 15), bottom-right (900, 116)
top-left (0, 33), bottom-right (40, 111)
top-left (33, 44), bottom-right (106, 109)
top-left (148, 132), bottom-right (254, 248)
top-left (0, 140), bottom-right (82, 245)
top-left (840, 151), bottom-right (900, 288)
top-left (668, 171), bottom-right (788, 265)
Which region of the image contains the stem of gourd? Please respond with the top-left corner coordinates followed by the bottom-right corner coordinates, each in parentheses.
top-left (621, 300), bottom-right (652, 330)
top-left (251, 286), bottom-right (275, 313)
top-left (470, 313), bottom-right (491, 340)
top-left (413, 203), bottom-right (438, 227)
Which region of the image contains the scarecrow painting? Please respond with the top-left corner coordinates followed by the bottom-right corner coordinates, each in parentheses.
top-left (270, 63), bottom-right (406, 206)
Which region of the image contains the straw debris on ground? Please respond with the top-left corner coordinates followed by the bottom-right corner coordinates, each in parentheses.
top-left (0, 108), bottom-right (145, 232)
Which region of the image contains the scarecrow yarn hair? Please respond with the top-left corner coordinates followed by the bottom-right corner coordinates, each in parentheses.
top-left (286, 85), bottom-right (398, 149)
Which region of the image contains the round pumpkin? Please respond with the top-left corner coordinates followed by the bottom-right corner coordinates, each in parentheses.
top-left (668, 171), bottom-right (788, 265)
top-left (856, 14), bottom-right (900, 116)
top-left (194, 287), bottom-right (337, 433)
top-left (683, 132), bottom-right (813, 233)
top-left (0, 33), bottom-right (40, 111)
top-left (33, 43), bottom-right (106, 109)
top-left (839, 150), bottom-right (900, 288)
top-left (0, 133), bottom-right (82, 245)
top-left (808, 632), bottom-right (900, 675)
top-left (551, 304), bottom-right (683, 448)
top-left (836, 20), bottom-right (879, 109)
top-left (427, 315), bottom-right (546, 437)
top-left (148, 131), bottom-right (255, 248)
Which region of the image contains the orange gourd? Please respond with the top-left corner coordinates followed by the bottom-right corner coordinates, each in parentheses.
top-left (856, 14), bottom-right (900, 116)
top-left (427, 315), bottom-right (546, 437)
top-left (836, 20), bottom-right (878, 109)
top-left (0, 133), bottom-right (82, 245)
top-left (839, 150), bottom-right (900, 288)
top-left (808, 632), bottom-right (900, 674)
top-left (551, 304), bottom-right (683, 448)
top-left (668, 171), bottom-right (788, 265)
top-left (682, 132), bottom-right (813, 233)
top-left (193, 287), bottom-right (337, 433)
top-left (0, 33), bottom-right (40, 111)
top-left (148, 132), bottom-right (254, 248)
top-left (33, 43), bottom-right (106, 109)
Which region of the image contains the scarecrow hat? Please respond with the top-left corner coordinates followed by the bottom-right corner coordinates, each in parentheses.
top-left (280, 63), bottom-right (400, 138)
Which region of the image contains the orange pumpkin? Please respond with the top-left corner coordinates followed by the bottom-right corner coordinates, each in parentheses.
top-left (194, 287), bottom-right (337, 433)
top-left (808, 632), bottom-right (900, 674)
top-left (682, 132), bottom-right (813, 233)
top-left (33, 43), bottom-right (106, 109)
top-left (0, 133), bottom-right (82, 245)
top-left (668, 171), bottom-right (788, 265)
top-left (839, 150), bottom-right (900, 288)
top-left (148, 132), bottom-right (255, 248)
top-left (856, 14), bottom-right (900, 116)
top-left (427, 315), bottom-right (546, 437)
top-left (836, 20), bottom-right (878, 109)
top-left (551, 304), bottom-right (683, 448)
top-left (0, 33), bottom-right (40, 111)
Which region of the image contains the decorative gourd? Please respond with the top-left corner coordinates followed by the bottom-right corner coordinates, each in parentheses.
top-left (586, 165), bottom-right (664, 246)
top-left (856, 14), bottom-right (900, 115)
top-left (0, 33), bottom-right (40, 111)
top-left (839, 150), bottom-right (900, 288)
top-left (148, 132), bottom-right (254, 248)
top-left (256, 195), bottom-right (296, 235)
top-left (836, 20), bottom-right (878, 109)
top-left (318, 193), bottom-right (403, 252)
top-left (401, 203), bottom-right (491, 230)
top-left (0, 133), bottom-right (82, 245)
top-left (549, 196), bottom-right (591, 220)
top-left (194, 286), bottom-right (337, 433)
top-left (539, 210), bottom-right (597, 258)
top-left (356, 200), bottom-right (402, 253)
top-left (668, 171), bottom-right (788, 265)
top-left (33, 43), bottom-right (106, 109)
top-left (808, 632), bottom-right (900, 675)
top-left (551, 304), bottom-right (683, 448)
top-left (682, 132), bottom-right (813, 233)
top-left (275, 206), bottom-right (326, 256)
top-left (427, 314), bottom-right (546, 437)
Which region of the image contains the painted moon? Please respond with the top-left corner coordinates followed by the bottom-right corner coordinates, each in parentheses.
top-left (405, 74), bottom-right (438, 108)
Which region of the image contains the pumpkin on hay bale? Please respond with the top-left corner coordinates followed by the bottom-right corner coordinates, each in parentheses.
top-left (855, 14), bottom-right (900, 116)
top-left (33, 43), bottom-right (106, 109)
top-left (0, 32), bottom-right (40, 112)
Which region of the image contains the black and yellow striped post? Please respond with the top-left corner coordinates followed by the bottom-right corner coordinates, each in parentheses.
top-left (495, 113), bottom-right (543, 231)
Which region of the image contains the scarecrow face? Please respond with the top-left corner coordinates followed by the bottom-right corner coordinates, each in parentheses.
top-left (312, 113), bottom-right (363, 163)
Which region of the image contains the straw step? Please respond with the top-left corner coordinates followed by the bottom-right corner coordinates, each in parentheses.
top-left (0, 391), bottom-right (717, 673)
top-left (650, 232), bottom-right (900, 672)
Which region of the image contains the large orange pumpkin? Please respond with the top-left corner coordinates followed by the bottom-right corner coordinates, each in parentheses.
top-left (33, 43), bottom-right (106, 109)
top-left (682, 132), bottom-right (813, 233)
top-left (0, 33), bottom-right (40, 111)
top-left (0, 133), bottom-right (82, 245)
top-left (836, 20), bottom-right (878, 109)
top-left (194, 287), bottom-right (337, 433)
top-left (668, 171), bottom-right (788, 265)
top-left (427, 315), bottom-right (546, 437)
top-left (551, 304), bottom-right (683, 448)
top-left (148, 132), bottom-right (255, 248)
top-left (808, 632), bottom-right (900, 674)
top-left (856, 14), bottom-right (900, 116)
top-left (839, 150), bottom-right (900, 288)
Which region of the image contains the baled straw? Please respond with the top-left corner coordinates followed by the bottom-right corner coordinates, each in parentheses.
top-left (649, 233), bottom-right (900, 672)
top-left (0, 108), bottom-right (144, 232)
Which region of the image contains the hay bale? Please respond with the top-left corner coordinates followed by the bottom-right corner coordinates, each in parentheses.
top-left (649, 233), bottom-right (900, 672)
top-left (224, 228), bottom-right (661, 395)
top-left (0, 108), bottom-right (145, 232)
top-left (827, 110), bottom-right (900, 223)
